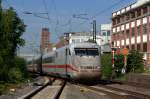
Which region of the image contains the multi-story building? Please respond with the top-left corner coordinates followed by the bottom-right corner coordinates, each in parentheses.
top-left (100, 24), bottom-right (112, 45)
top-left (64, 32), bottom-right (102, 46)
top-left (111, 0), bottom-right (150, 67)
top-left (100, 24), bottom-right (112, 53)
top-left (40, 28), bottom-right (52, 52)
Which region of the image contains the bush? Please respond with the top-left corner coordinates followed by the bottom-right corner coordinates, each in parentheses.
top-left (8, 57), bottom-right (29, 83)
top-left (0, 84), bottom-right (6, 95)
top-left (114, 54), bottom-right (124, 77)
top-left (127, 50), bottom-right (144, 73)
top-left (14, 57), bottom-right (28, 78)
top-left (101, 53), bottom-right (112, 79)
top-left (8, 68), bottom-right (23, 83)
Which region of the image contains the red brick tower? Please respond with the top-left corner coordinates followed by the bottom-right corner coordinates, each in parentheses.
top-left (40, 28), bottom-right (50, 52)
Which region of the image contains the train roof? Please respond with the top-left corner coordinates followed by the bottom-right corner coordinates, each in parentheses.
top-left (42, 42), bottom-right (100, 58)
top-left (69, 42), bottom-right (99, 48)
top-left (26, 54), bottom-right (41, 62)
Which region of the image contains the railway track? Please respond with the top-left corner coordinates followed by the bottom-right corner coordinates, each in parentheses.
top-left (100, 84), bottom-right (150, 99)
top-left (111, 79), bottom-right (150, 89)
top-left (75, 84), bottom-right (134, 99)
top-left (73, 80), bottom-right (150, 99)
top-left (19, 77), bottom-right (150, 99)
top-left (21, 77), bottom-right (66, 99)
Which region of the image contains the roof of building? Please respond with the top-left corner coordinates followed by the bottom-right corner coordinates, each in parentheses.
top-left (112, 0), bottom-right (150, 18)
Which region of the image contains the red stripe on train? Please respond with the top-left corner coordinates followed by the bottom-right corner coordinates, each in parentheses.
top-left (42, 64), bottom-right (79, 72)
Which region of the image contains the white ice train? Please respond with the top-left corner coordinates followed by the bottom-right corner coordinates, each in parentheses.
top-left (27, 43), bottom-right (102, 81)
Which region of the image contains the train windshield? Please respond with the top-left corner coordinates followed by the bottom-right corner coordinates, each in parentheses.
top-left (74, 48), bottom-right (99, 56)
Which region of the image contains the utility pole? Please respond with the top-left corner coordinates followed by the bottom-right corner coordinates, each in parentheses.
top-left (93, 20), bottom-right (96, 43)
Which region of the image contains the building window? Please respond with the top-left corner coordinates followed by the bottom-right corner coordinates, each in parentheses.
top-left (137, 9), bottom-right (141, 17)
top-left (102, 31), bottom-right (107, 36)
top-left (126, 30), bottom-right (130, 38)
top-left (126, 46), bottom-right (129, 49)
top-left (143, 24), bottom-right (147, 34)
top-left (132, 28), bottom-right (135, 37)
top-left (143, 7), bottom-right (148, 15)
top-left (117, 18), bottom-right (120, 24)
top-left (72, 40), bottom-right (75, 43)
top-left (137, 26), bottom-right (141, 36)
top-left (113, 19), bottom-right (116, 25)
top-left (122, 16), bottom-right (125, 23)
top-left (107, 31), bottom-right (111, 36)
top-left (137, 44), bottom-right (140, 51)
top-left (126, 13), bottom-right (130, 21)
top-left (75, 39), bottom-right (80, 43)
top-left (131, 12), bottom-right (135, 19)
top-left (132, 45), bottom-right (134, 50)
top-left (143, 43), bottom-right (147, 52)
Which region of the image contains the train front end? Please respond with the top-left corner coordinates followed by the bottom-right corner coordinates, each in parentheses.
top-left (71, 43), bottom-right (102, 81)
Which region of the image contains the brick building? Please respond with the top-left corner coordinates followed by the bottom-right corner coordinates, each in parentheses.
top-left (111, 0), bottom-right (150, 68)
top-left (40, 28), bottom-right (52, 52)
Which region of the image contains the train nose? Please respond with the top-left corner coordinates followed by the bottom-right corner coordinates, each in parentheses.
top-left (73, 67), bottom-right (102, 81)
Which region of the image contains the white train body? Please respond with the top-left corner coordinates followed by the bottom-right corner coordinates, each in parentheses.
top-left (27, 43), bottom-right (102, 81)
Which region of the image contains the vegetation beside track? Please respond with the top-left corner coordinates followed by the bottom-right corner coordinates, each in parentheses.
top-left (101, 50), bottom-right (145, 80)
top-left (0, 0), bottom-right (30, 94)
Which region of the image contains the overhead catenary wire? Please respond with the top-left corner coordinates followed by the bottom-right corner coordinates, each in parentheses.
top-left (75, 0), bottom-right (128, 28)
top-left (42, 0), bottom-right (60, 39)
top-left (52, 0), bottom-right (61, 38)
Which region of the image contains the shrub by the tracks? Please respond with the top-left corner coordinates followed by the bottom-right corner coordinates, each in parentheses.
top-left (114, 54), bottom-right (124, 77)
top-left (8, 57), bottom-right (29, 83)
top-left (127, 50), bottom-right (144, 73)
top-left (101, 53), bottom-right (112, 79)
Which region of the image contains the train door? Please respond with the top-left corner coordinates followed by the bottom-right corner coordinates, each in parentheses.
top-left (65, 48), bottom-right (68, 78)
top-left (37, 55), bottom-right (43, 75)
top-left (65, 48), bottom-right (71, 79)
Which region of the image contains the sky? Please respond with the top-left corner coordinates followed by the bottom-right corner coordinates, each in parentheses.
top-left (2, 0), bottom-right (137, 53)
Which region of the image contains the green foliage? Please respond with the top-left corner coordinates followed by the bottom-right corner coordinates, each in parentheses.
top-left (0, 84), bottom-right (6, 95)
top-left (8, 57), bottom-right (28, 83)
top-left (1, 7), bottom-right (25, 56)
top-left (9, 68), bottom-right (23, 82)
top-left (101, 53), bottom-right (112, 79)
top-left (127, 50), bottom-right (144, 73)
top-left (14, 57), bottom-right (28, 78)
top-left (0, 1), bottom-right (27, 83)
top-left (114, 54), bottom-right (124, 77)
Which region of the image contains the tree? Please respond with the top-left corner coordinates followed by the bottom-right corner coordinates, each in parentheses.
top-left (2, 7), bottom-right (25, 56)
top-left (0, 5), bottom-right (26, 81)
top-left (101, 53), bottom-right (112, 79)
top-left (114, 54), bottom-right (124, 77)
top-left (127, 50), bottom-right (144, 73)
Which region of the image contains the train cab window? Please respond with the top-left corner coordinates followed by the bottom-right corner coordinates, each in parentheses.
top-left (87, 48), bottom-right (99, 56)
top-left (74, 48), bottom-right (86, 56)
top-left (74, 48), bottom-right (99, 56)
top-left (43, 57), bottom-right (54, 63)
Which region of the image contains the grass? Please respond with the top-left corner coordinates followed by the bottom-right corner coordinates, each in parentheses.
top-left (0, 79), bottom-right (31, 95)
